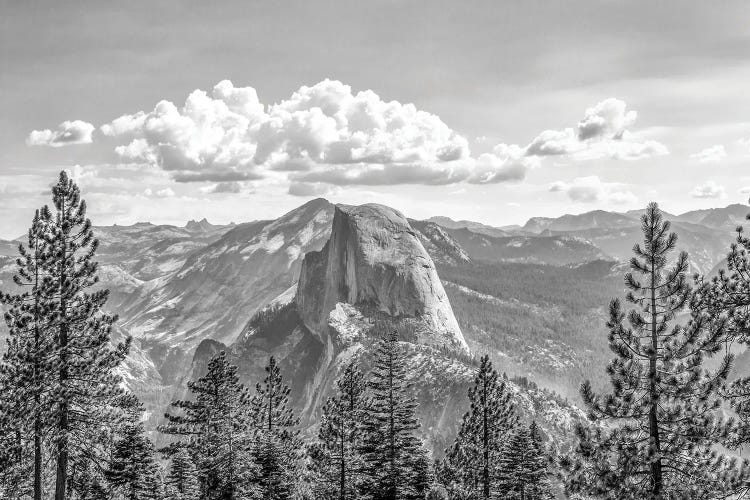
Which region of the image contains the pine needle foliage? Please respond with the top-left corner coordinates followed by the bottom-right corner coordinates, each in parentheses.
top-left (441, 354), bottom-right (517, 499)
top-left (564, 202), bottom-right (749, 499)
top-left (358, 330), bottom-right (427, 500)
top-left (309, 361), bottom-right (367, 500)
top-left (160, 350), bottom-right (258, 500)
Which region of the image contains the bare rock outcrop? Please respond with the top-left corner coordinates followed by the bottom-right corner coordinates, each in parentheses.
top-left (296, 203), bottom-right (467, 351)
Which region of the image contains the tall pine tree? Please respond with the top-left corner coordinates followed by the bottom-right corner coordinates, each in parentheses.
top-left (309, 361), bottom-right (367, 499)
top-left (696, 211), bottom-right (750, 448)
top-left (165, 449), bottom-right (201, 500)
top-left (160, 350), bottom-right (258, 499)
top-left (564, 202), bottom-right (748, 499)
top-left (249, 356), bottom-right (302, 500)
top-left (0, 208), bottom-right (55, 500)
top-left (497, 422), bottom-right (552, 500)
top-left (43, 171), bottom-right (131, 500)
top-left (106, 394), bottom-right (163, 499)
top-left (358, 330), bottom-right (426, 500)
top-left (441, 355), bottom-right (517, 499)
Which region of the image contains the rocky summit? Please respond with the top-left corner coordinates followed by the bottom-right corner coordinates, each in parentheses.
top-left (296, 203), bottom-right (468, 351)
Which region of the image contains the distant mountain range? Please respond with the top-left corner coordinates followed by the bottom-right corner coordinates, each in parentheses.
top-left (430, 203), bottom-right (748, 273)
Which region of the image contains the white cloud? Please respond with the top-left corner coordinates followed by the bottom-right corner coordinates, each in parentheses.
top-left (549, 176), bottom-right (637, 204)
top-left (288, 182), bottom-right (341, 197)
top-left (26, 120), bottom-right (95, 147)
top-left (690, 181), bottom-right (726, 199)
top-left (200, 181), bottom-right (243, 194)
top-left (98, 79), bottom-right (532, 187)
top-left (144, 187), bottom-right (176, 198)
top-left (525, 98), bottom-right (667, 161)
top-left (690, 144), bottom-right (727, 163)
top-left (576, 98), bottom-right (637, 141)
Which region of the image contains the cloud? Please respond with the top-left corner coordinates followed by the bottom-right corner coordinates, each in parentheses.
top-left (27, 120), bottom-right (95, 147)
top-left (549, 176), bottom-right (637, 204)
top-left (288, 182), bottom-right (341, 197)
top-left (525, 98), bottom-right (667, 161)
top-left (292, 143), bottom-right (538, 186)
top-left (690, 144), bottom-right (727, 163)
top-left (98, 79), bottom-right (535, 187)
top-left (690, 181), bottom-right (726, 199)
top-left (144, 187), bottom-right (176, 198)
top-left (200, 181), bottom-right (243, 194)
top-left (576, 98), bottom-right (637, 141)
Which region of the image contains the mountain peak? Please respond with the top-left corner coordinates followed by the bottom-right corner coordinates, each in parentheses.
top-left (184, 217), bottom-right (215, 232)
top-left (296, 202), bottom-right (468, 351)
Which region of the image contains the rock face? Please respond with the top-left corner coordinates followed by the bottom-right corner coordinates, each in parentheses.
top-left (296, 203), bottom-right (467, 351)
top-left (119, 198), bottom-right (334, 350)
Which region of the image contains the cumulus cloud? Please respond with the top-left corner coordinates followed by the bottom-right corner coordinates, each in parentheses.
top-left (144, 187), bottom-right (176, 198)
top-left (288, 181), bottom-right (341, 197)
top-left (97, 79), bottom-right (530, 188)
top-left (200, 181), bottom-right (243, 194)
top-left (690, 145), bottom-right (727, 163)
top-left (27, 120), bottom-right (95, 147)
top-left (291, 143), bottom-right (538, 186)
top-left (525, 98), bottom-right (667, 161)
top-left (549, 176), bottom-right (637, 204)
top-left (690, 181), bottom-right (726, 199)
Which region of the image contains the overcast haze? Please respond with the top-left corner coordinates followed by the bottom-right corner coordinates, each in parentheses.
top-left (1, 1), bottom-right (749, 238)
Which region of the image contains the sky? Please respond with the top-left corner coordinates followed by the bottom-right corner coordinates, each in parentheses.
top-left (1, 0), bottom-right (749, 238)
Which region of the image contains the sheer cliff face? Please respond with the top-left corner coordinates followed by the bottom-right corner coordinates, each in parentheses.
top-left (295, 203), bottom-right (468, 352)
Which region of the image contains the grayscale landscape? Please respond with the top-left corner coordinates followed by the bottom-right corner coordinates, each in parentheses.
top-left (2, 2), bottom-right (750, 499)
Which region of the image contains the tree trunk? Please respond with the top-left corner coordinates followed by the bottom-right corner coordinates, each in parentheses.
top-left (33, 244), bottom-right (42, 500)
top-left (340, 422), bottom-right (346, 500)
top-left (55, 199), bottom-right (69, 500)
top-left (483, 377), bottom-right (489, 500)
top-left (649, 260), bottom-right (662, 499)
top-left (34, 415), bottom-right (42, 500)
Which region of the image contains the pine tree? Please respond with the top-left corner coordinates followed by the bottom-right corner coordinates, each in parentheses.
top-left (441, 355), bottom-right (517, 499)
top-left (249, 356), bottom-right (303, 500)
top-left (564, 202), bottom-right (749, 499)
top-left (358, 330), bottom-right (426, 500)
top-left (696, 211), bottom-right (750, 448)
top-left (42, 171), bottom-right (131, 500)
top-left (497, 422), bottom-right (552, 500)
top-left (160, 350), bottom-right (258, 500)
top-left (106, 394), bottom-right (163, 499)
top-left (0, 208), bottom-right (55, 500)
top-left (71, 461), bottom-right (110, 500)
top-left (309, 361), bottom-right (367, 499)
top-left (0, 372), bottom-right (31, 498)
top-left (165, 449), bottom-right (201, 500)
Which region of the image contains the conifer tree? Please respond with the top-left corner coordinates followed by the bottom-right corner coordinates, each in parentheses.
top-left (71, 461), bottom-right (109, 500)
top-left (497, 422), bottom-right (552, 500)
top-left (106, 394), bottom-right (162, 499)
top-left (249, 356), bottom-right (302, 500)
top-left (42, 171), bottom-right (131, 500)
top-left (160, 350), bottom-right (258, 499)
top-left (309, 361), bottom-right (367, 499)
top-left (0, 208), bottom-right (55, 500)
top-left (0, 373), bottom-right (31, 498)
top-left (165, 449), bottom-right (201, 500)
top-left (696, 212), bottom-right (750, 446)
top-left (441, 355), bottom-right (517, 499)
top-left (564, 202), bottom-right (749, 499)
top-left (358, 330), bottom-right (425, 500)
